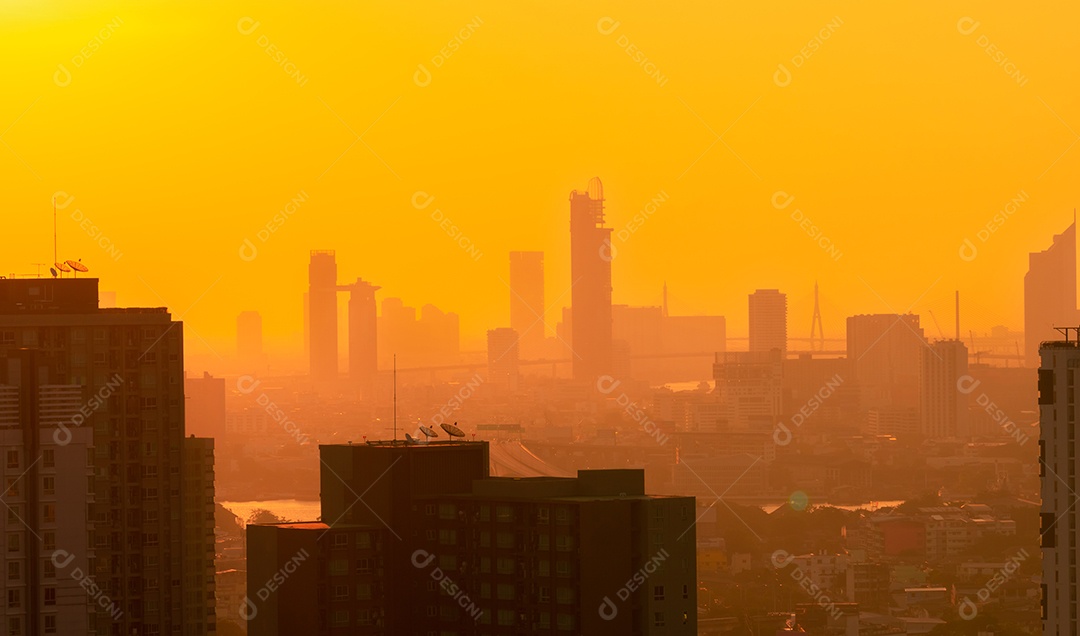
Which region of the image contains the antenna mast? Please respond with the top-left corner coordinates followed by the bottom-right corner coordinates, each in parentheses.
top-left (53, 196), bottom-right (58, 268)
top-left (393, 354), bottom-right (397, 442)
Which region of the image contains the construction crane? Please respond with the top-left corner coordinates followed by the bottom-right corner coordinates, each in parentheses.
top-left (969, 330), bottom-right (990, 365)
top-left (928, 310), bottom-right (945, 340)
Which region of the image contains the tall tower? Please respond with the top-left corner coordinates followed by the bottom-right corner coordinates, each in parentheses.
top-left (1025, 221), bottom-right (1079, 367)
top-left (749, 289), bottom-right (787, 354)
top-left (344, 279), bottom-right (380, 389)
top-left (509, 251), bottom-right (545, 359)
top-left (570, 178), bottom-right (613, 382)
top-left (308, 250), bottom-right (338, 380)
top-left (1039, 329), bottom-right (1080, 634)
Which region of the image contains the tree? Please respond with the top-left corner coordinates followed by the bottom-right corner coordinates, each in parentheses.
top-left (247, 508), bottom-right (286, 526)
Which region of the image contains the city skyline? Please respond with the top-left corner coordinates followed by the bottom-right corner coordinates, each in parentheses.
top-left (3, 3), bottom-right (1078, 366)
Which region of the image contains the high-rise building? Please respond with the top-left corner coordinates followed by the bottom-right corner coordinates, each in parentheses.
top-left (749, 289), bottom-right (787, 354)
top-left (237, 310), bottom-right (263, 372)
top-left (570, 178), bottom-right (613, 382)
top-left (343, 279), bottom-right (379, 388)
top-left (509, 251), bottom-right (545, 359)
top-left (309, 250), bottom-right (338, 380)
top-left (0, 277), bottom-right (214, 634)
top-left (713, 350), bottom-right (784, 430)
top-left (1039, 332), bottom-right (1080, 633)
top-left (1025, 221), bottom-right (1079, 367)
top-left (184, 371), bottom-right (226, 439)
top-left (248, 440), bottom-right (696, 635)
top-left (919, 340), bottom-right (969, 439)
top-left (487, 327), bottom-right (520, 391)
top-left (847, 314), bottom-right (926, 413)
top-left (182, 436), bottom-right (216, 635)
top-left (0, 349), bottom-right (96, 635)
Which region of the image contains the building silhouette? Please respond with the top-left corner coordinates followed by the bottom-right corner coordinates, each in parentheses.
top-left (570, 178), bottom-right (613, 382)
top-left (509, 251), bottom-right (545, 359)
top-left (713, 350), bottom-right (784, 430)
top-left (487, 327), bottom-right (520, 391)
top-left (1039, 332), bottom-right (1080, 633)
top-left (184, 371), bottom-right (226, 439)
top-left (749, 289), bottom-right (787, 354)
top-left (847, 314), bottom-right (926, 415)
top-left (919, 340), bottom-right (969, 439)
top-left (343, 279), bottom-right (379, 388)
top-left (247, 440), bottom-right (695, 635)
top-left (237, 310), bottom-right (264, 372)
top-left (308, 250), bottom-right (339, 380)
top-left (1025, 221), bottom-right (1079, 367)
top-left (0, 277), bottom-right (215, 634)
top-left (307, 251), bottom-right (382, 386)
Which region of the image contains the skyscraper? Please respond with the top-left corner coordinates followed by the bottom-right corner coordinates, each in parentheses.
top-left (487, 327), bottom-right (520, 391)
top-left (0, 277), bottom-right (214, 634)
top-left (237, 310), bottom-right (263, 372)
top-left (308, 250), bottom-right (338, 381)
top-left (1025, 221), bottom-right (1079, 367)
top-left (570, 178), bottom-right (613, 382)
top-left (509, 251), bottom-right (545, 358)
top-left (343, 278), bottom-right (379, 388)
top-left (748, 289), bottom-right (787, 354)
top-left (919, 339), bottom-right (969, 438)
top-left (847, 314), bottom-right (926, 414)
top-left (1039, 331), bottom-right (1080, 633)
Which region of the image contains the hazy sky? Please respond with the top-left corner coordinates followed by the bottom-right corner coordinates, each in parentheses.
top-left (2, 1), bottom-right (1078, 363)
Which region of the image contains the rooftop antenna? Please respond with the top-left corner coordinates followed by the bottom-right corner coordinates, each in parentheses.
top-left (393, 354), bottom-right (397, 442)
top-left (52, 196), bottom-right (57, 268)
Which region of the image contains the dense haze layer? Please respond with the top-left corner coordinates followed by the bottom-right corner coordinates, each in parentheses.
top-left (2, 1), bottom-right (1078, 371)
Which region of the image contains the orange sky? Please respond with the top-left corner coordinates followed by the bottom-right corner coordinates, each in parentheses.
top-left (2, 1), bottom-right (1078, 370)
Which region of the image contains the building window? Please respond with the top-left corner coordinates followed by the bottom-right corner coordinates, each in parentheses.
top-left (5, 451), bottom-right (17, 470)
top-left (332, 585), bottom-right (348, 600)
top-left (6, 534), bottom-right (18, 553)
top-left (7, 562), bottom-right (18, 582)
top-left (7, 617), bottom-right (20, 636)
top-left (42, 477), bottom-right (54, 496)
top-left (329, 559), bottom-right (347, 576)
top-left (355, 558), bottom-right (371, 574)
top-left (43, 560), bottom-right (55, 579)
top-left (43, 587), bottom-right (56, 606)
top-left (42, 450), bottom-right (54, 469)
top-left (654, 612), bottom-right (666, 627)
top-left (332, 533), bottom-right (348, 547)
top-left (6, 590), bottom-right (18, 609)
top-left (654, 585), bottom-right (665, 601)
top-left (438, 503), bottom-right (456, 520)
top-left (556, 587), bottom-right (574, 604)
top-left (43, 532), bottom-right (55, 551)
top-left (497, 583), bottom-right (515, 600)
top-left (682, 584), bottom-right (689, 599)
top-left (43, 504), bottom-right (56, 523)
top-left (496, 505), bottom-right (514, 522)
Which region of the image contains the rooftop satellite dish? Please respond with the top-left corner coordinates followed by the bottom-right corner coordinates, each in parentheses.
top-left (49, 267), bottom-right (57, 279)
top-left (54, 261), bottom-right (71, 272)
top-left (66, 260), bottom-right (88, 272)
top-left (405, 433), bottom-right (418, 444)
top-left (441, 422), bottom-right (465, 438)
top-left (419, 425), bottom-right (438, 439)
